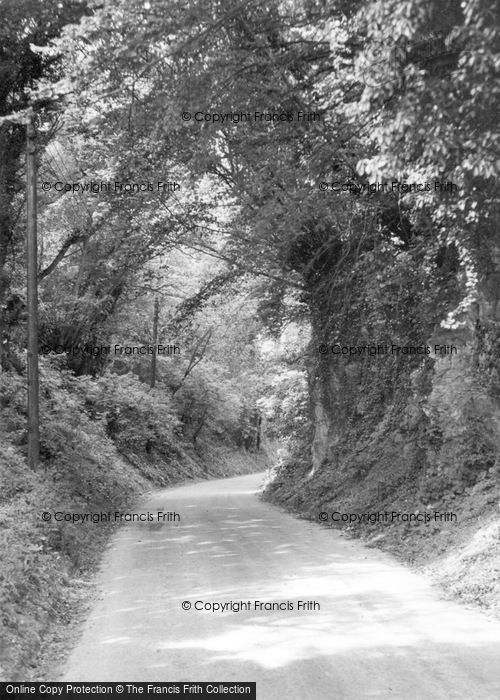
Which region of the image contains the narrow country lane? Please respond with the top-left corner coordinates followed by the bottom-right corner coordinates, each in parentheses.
top-left (60, 473), bottom-right (500, 699)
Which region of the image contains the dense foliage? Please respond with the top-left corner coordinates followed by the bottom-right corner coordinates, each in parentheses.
top-left (1, 0), bottom-right (499, 677)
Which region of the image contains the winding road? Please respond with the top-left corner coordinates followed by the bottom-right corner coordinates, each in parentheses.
top-left (61, 472), bottom-right (500, 699)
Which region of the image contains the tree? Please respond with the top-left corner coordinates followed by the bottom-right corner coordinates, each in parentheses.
top-left (0, 0), bottom-right (88, 370)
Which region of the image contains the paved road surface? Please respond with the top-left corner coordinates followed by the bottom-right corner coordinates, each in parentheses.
top-left (61, 472), bottom-right (500, 698)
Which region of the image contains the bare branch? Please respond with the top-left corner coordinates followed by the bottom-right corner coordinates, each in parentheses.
top-left (38, 232), bottom-right (83, 280)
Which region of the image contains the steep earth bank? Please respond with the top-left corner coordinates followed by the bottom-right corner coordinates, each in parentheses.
top-left (265, 289), bottom-right (500, 617)
top-left (0, 361), bottom-right (268, 681)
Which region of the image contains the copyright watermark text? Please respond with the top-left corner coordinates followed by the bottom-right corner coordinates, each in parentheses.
top-left (41, 181), bottom-right (180, 193)
top-left (181, 599), bottom-right (320, 612)
top-left (42, 511), bottom-right (180, 523)
top-left (319, 511), bottom-right (457, 523)
top-left (181, 110), bottom-right (320, 124)
top-left (40, 343), bottom-right (180, 356)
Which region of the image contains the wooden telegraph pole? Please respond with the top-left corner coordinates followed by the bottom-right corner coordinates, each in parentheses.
top-left (26, 112), bottom-right (40, 469)
top-left (150, 296), bottom-right (159, 388)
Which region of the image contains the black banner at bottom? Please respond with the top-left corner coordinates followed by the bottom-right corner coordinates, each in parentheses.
top-left (0, 683), bottom-right (256, 700)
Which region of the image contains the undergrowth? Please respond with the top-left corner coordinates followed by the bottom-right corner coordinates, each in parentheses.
top-left (0, 358), bottom-right (264, 679)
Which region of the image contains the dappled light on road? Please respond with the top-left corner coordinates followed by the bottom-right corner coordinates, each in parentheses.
top-left (61, 473), bottom-right (500, 699)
